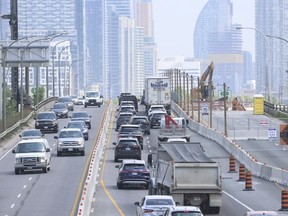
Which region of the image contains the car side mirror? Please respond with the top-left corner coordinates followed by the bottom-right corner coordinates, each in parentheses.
top-left (100, 95), bottom-right (103, 98)
top-left (186, 119), bottom-right (189, 125)
top-left (115, 165), bottom-right (120, 168)
top-left (64, 126), bottom-right (67, 128)
top-left (54, 136), bottom-right (58, 139)
top-left (83, 96), bottom-right (85, 99)
top-left (34, 117), bottom-right (36, 120)
top-left (113, 142), bottom-right (116, 145)
top-left (46, 148), bottom-right (51, 152)
top-left (19, 135), bottom-right (22, 138)
top-left (134, 202), bottom-right (140, 206)
top-left (69, 116), bottom-right (71, 118)
top-left (12, 149), bottom-right (16, 153)
top-left (147, 154), bottom-right (152, 167)
top-left (176, 202), bottom-right (180, 206)
top-left (89, 115), bottom-right (92, 118)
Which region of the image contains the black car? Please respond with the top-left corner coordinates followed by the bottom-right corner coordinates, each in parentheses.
top-left (129, 116), bottom-right (150, 135)
top-left (66, 120), bottom-right (89, 140)
top-left (118, 124), bottom-right (143, 149)
top-left (113, 137), bottom-right (141, 162)
top-left (51, 102), bottom-right (69, 118)
top-left (34, 112), bottom-right (58, 133)
top-left (116, 112), bottom-right (133, 131)
top-left (149, 111), bottom-right (166, 128)
top-left (70, 111), bottom-right (91, 129)
top-left (118, 95), bottom-right (138, 111)
top-left (57, 96), bottom-right (74, 111)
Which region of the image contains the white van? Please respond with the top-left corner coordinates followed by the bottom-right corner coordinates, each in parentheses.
top-left (160, 117), bottom-right (188, 128)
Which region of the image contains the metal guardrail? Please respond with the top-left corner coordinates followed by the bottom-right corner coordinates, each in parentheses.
top-left (0, 97), bottom-right (58, 139)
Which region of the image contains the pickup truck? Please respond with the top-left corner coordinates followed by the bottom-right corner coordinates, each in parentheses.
top-left (12, 138), bottom-right (51, 174)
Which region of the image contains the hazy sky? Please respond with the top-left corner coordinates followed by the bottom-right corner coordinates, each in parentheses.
top-left (153, 0), bottom-right (255, 59)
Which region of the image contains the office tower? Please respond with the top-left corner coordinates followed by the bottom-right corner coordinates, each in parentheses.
top-left (256, 0), bottom-right (288, 103)
top-left (194, 0), bottom-right (243, 93)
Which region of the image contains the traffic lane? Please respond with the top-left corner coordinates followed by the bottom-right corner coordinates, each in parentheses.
top-left (0, 104), bottom-right (106, 216)
top-left (92, 120), bottom-right (151, 216)
top-left (237, 140), bottom-right (288, 169)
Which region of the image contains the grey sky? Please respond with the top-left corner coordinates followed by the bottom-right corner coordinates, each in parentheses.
top-left (153, 0), bottom-right (255, 59)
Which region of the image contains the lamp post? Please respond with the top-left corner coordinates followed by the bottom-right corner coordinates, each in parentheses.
top-left (236, 26), bottom-right (271, 104)
top-left (52, 40), bottom-right (68, 96)
top-left (58, 46), bottom-right (69, 97)
top-left (64, 54), bottom-right (72, 96)
top-left (68, 59), bottom-right (86, 96)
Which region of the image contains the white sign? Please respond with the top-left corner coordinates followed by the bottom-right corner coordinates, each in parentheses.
top-left (202, 106), bottom-right (209, 115)
top-left (260, 120), bottom-right (268, 126)
top-left (268, 128), bottom-right (277, 139)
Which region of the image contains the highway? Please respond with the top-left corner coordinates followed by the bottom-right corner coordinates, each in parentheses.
top-left (0, 104), bottom-right (106, 216)
top-left (90, 105), bottom-right (288, 216)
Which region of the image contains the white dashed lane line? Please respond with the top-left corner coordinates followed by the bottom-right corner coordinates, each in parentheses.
top-left (17, 194), bottom-right (21, 198)
top-left (10, 204), bottom-right (15, 209)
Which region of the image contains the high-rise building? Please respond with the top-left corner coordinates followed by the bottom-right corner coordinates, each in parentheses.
top-left (255, 0), bottom-right (288, 103)
top-left (194, 0), bottom-right (243, 93)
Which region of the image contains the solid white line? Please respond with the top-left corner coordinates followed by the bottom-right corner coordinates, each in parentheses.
top-left (29, 177), bottom-right (32, 181)
top-left (223, 190), bottom-right (254, 211)
top-left (10, 204), bottom-right (15, 208)
top-left (23, 185), bottom-right (27, 189)
top-left (91, 208), bottom-right (94, 213)
top-left (17, 194), bottom-right (21, 198)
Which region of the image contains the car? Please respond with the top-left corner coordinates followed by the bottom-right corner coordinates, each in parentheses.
top-left (116, 112), bottom-right (134, 131)
top-left (51, 102), bottom-right (69, 118)
top-left (54, 128), bottom-right (85, 156)
top-left (118, 124), bottom-right (144, 149)
top-left (119, 100), bottom-right (134, 107)
top-left (149, 111), bottom-right (167, 128)
top-left (19, 129), bottom-right (44, 139)
top-left (118, 105), bottom-right (137, 115)
top-left (148, 104), bottom-right (166, 116)
top-left (115, 159), bottom-right (150, 189)
top-left (166, 138), bottom-right (187, 143)
top-left (70, 111), bottom-right (92, 129)
top-left (57, 96), bottom-right (74, 111)
top-left (134, 195), bottom-right (176, 216)
top-left (163, 206), bottom-right (204, 216)
top-left (76, 97), bottom-right (85, 105)
top-left (129, 116), bottom-right (150, 135)
top-left (113, 137), bottom-right (141, 162)
top-left (69, 95), bottom-right (79, 104)
top-left (119, 94), bottom-right (138, 111)
top-left (34, 111), bottom-right (59, 133)
top-left (12, 138), bottom-right (51, 174)
top-left (83, 91), bottom-right (103, 107)
top-left (243, 211), bottom-right (279, 216)
top-left (66, 120), bottom-right (89, 140)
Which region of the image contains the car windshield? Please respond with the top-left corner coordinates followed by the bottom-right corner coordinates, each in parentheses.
top-left (153, 113), bottom-right (166, 118)
top-left (146, 199), bottom-right (174, 206)
top-left (53, 103), bottom-right (66, 109)
top-left (37, 113), bottom-right (55, 119)
top-left (118, 115), bottom-right (132, 120)
top-left (67, 122), bottom-right (85, 128)
top-left (118, 141), bottom-right (138, 147)
top-left (17, 142), bottom-right (45, 153)
top-left (59, 131), bottom-right (82, 138)
top-left (58, 97), bottom-right (72, 103)
top-left (120, 127), bottom-right (141, 133)
top-left (131, 118), bottom-right (147, 124)
top-left (123, 164), bottom-right (145, 170)
top-left (120, 107), bottom-right (134, 111)
top-left (73, 112), bottom-right (88, 118)
top-left (171, 212), bottom-right (202, 216)
top-left (22, 130), bottom-right (42, 137)
top-left (86, 92), bottom-right (99, 97)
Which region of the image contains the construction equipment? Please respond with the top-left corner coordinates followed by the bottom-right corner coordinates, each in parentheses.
top-left (232, 97), bottom-right (246, 111)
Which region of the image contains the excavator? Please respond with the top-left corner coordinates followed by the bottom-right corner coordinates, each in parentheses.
top-left (191, 61), bottom-right (214, 100)
top-left (232, 97), bottom-right (246, 111)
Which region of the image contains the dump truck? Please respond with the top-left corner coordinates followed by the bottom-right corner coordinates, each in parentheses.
top-left (148, 142), bottom-right (222, 214)
top-left (158, 115), bottom-right (190, 142)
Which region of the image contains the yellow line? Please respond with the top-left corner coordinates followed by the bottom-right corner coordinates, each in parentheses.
top-left (99, 109), bottom-right (125, 216)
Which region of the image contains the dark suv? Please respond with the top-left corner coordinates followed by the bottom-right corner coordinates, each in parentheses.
top-left (118, 124), bottom-right (144, 149)
top-left (115, 159), bottom-right (150, 189)
top-left (57, 96), bottom-right (74, 111)
top-left (70, 111), bottom-right (92, 129)
top-left (116, 112), bottom-right (133, 131)
top-left (129, 116), bottom-right (150, 135)
top-left (113, 137), bottom-right (141, 162)
top-left (119, 95), bottom-right (138, 111)
top-left (34, 112), bottom-right (58, 133)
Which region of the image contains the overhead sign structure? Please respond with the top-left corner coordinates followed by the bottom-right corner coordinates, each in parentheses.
top-left (268, 128), bottom-right (277, 140)
top-left (280, 124), bottom-right (288, 145)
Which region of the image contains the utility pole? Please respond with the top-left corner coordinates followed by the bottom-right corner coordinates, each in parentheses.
top-left (2, 0), bottom-right (19, 110)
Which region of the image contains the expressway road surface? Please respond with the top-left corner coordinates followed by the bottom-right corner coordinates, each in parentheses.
top-left (0, 104), bottom-right (106, 216)
top-left (90, 106), bottom-right (288, 216)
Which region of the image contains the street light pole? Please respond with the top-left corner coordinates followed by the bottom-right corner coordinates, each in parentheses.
top-left (68, 59), bottom-right (86, 96)
top-left (236, 26), bottom-right (271, 104)
top-left (58, 46), bottom-right (69, 97)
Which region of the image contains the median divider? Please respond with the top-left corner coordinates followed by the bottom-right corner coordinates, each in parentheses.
top-left (77, 100), bottom-right (113, 216)
top-left (172, 100), bottom-right (288, 186)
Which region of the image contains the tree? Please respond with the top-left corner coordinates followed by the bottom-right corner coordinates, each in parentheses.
top-left (31, 86), bottom-right (45, 106)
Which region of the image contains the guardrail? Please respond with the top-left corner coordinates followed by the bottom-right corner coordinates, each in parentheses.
top-left (77, 100), bottom-right (113, 216)
top-left (0, 97), bottom-right (58, 139)
top-left (172, 100), bottom-right (288, 186)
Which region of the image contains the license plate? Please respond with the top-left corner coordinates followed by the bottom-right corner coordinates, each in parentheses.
top-left (44, 126), bottom-right (48, 129)
top-left (91, 102), bottom-right (94, 104)
top-left (27, 167), bottom-right (33, 170)
top-left (125, 148), bottom-right (131, 150)
top-left (132, 172), bottom-right (137, 175)
top-left (68, 148), bottom-right (73, 151)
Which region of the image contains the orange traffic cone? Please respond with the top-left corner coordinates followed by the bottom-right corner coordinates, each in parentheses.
top-left (279, 190), bottom-right (288, 211)
top-left (243, 171), bottom-right (254, 191)
top-left (228, 156), bottom-right (237, 173)
top-left (237, 164), bottom-right (246, 181)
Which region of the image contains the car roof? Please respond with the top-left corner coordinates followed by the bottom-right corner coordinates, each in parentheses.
top-left (118, 112), bottom-right (133, 115)
top-left (122, 159), bottom-right (146, 164)
top-left (150, 104), bottom-right (165, 108)
top-left (168, 206), bottom-right (202, 212)
top-left (72, 111), bottom-right (89, 115)
top-left (118, 137), bottom-right (138, 141)
top-left (245, 211), bottom-right (279, 216)
top-left (68, 120), bottom-right (85, 124)
top-left (60, 128), bottom-right (82, 132)
top-left (145, 195), bottom-right (174, 200)
top-left (150, 111), bottom-right (166, 115)
top-left (18, 138), bottom-right (47, 144)
top-left (38, 111), bottom-right (55, 114)
top-left (21, 129), bottom-right (41, 133)
top-left (132, 116), bottom-right (148, 119)
top-left (120, 124), bottom-right (140, 128)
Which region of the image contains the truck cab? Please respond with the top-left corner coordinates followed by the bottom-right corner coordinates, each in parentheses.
top-left (83, 91), bottom-right (103, 108)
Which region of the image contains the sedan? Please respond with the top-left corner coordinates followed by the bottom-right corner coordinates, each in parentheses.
top-left (51, 102), bottom-right (69, 118)
top-left (135, 195), bottom-right (176, 216)
top-left (163, 206), bottom-right (204, 216)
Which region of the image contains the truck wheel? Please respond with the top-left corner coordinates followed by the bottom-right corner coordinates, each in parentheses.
top-left (117, 183), bottom-right (122, 189)
top-left (43, 165), bottom-right (48, 173)
top-left (15, 169), bottom-right (20, 175)
top-left (209, 207), bottom-right (220, 214)
top-left (84, 104), bottom-right (87, 108)
top-left (81, 151), bottom-right (85, 156)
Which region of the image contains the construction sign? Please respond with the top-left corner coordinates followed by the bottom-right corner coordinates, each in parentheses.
top-left (280, 124), bottom-right (288, 145)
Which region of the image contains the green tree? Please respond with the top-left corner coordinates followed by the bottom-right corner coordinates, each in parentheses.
top-left (5, 88), bottom-right (17, 115)
top-left (31, 86), bottom-right (45, 106)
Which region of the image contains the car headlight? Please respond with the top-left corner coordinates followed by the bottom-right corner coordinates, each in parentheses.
top-left (35, 122), bottom-right (40, 126)
top-left (63, 110), bottom-right (68, 113)
top-left (58, 141), bottom-right (63, 146)
top-left (52, 121), bottom-right (57, 125)
top-left (15, 158), bottom-right (22, 164)
top-left (39, 157), bottom-right (45, 163)
top-left (78, 140), bottom-right (84, 146)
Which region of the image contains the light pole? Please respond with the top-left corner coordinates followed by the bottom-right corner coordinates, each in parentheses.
top-left (236, 26), bottom-right (271, 104)
top-left (58, 46), bottom-right (69, 97)
top-left (68, 59), bottom-right (86, 96)
top-left (52, 40), bottom-right (68, 96)
top-left (64, 54), bottom-right (72, 96)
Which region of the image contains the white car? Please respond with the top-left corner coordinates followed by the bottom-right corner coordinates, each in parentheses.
top-left (135, 195), bottom-right (176, 216)
top-left (19, 129), bottom-right (44, 139)
top-left (163, 206), bottom-right (204, 216)
top-left (12, 138), bottom-right (51, 174)
top-left (54, 128), bottom-right (85, 156)
top-left (148, 104), bottom-right (166, 116)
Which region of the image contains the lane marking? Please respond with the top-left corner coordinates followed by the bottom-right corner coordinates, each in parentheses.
top-left (10, 204), bottom-right (15, 209)
top-left (28, 177), bottom-right (32, 181)
top-left (17, 194), bottom-right (21, 198)
top-left (223, 190), bottom-right (253, 211)
top-left (23, 185), bottom-right (27, 189)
